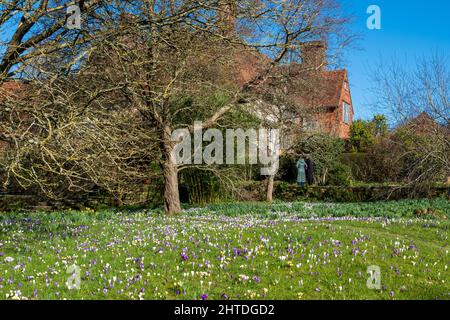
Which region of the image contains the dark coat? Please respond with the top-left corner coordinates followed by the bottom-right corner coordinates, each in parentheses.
top-left (305, 159), bottom-right (315, 185)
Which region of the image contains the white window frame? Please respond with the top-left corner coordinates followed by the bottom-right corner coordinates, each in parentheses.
top-left (343, 102), bottom-right (351, 124)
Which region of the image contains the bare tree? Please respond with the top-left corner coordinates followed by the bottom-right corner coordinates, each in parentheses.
top-left (1, 0), bottom-right (352, 213)
top-left (373, 54), bottom-right (450, 187)
top-left (0, 0), bottom-right (111, 82)
top-left (0, 76), bottom-right (159, 202)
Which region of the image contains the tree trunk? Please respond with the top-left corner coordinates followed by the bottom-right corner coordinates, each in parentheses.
top-left (266, 175), bottom-right (274, 203)
top-left (162, 143), bottom-right (182, 215)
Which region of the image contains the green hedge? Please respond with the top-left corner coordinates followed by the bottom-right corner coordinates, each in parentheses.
top-left (240, 181), bottom-right (450, 203)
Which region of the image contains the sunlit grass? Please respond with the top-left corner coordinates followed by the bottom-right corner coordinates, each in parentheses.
top-left (0, 200), bottom-right (449, 300)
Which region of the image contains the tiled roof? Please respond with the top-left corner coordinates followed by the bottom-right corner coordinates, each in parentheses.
top-left (405, 112), bottom-right (450, 135)
top-left (319, 70), bottom-right (347, 106)
top-left (267, 64), bottom-right (347, 110)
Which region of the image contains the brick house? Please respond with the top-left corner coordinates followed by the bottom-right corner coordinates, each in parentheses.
top-left (201, 2), bottom-right (356, 140)
top-left (288, 41), bottom-right (354, 139)
top-left (227, 40), bottom-right (355, 140)
top-left (219, 4), bottom-right (355, 140)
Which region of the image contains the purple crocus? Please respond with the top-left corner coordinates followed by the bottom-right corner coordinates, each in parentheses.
top-left (181, 252), bottom-right (189, 261)
top-left (201, 294), bottom-right (208, 300)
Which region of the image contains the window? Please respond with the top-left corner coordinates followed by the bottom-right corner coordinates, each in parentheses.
top-left (344, 82), bottom-right (349, 91)
top-left (343, 102), bottom-right (351, 124)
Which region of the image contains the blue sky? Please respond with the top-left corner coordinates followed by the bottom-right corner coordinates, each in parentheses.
top-left (341, 0), bottom-right (450, 120)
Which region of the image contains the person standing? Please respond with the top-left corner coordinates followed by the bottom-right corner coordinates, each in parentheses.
top-left (305, 157), bottom-right (315, 185)
top-left (296, 158), bottom-right (307, 188)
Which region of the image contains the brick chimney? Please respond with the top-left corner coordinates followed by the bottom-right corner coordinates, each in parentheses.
top-left (217, 1), bottom-right (237, 36)
top-left (301, 41), bottom-right (327, 70)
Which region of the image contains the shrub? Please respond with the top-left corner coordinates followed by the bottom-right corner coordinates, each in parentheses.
top-left (327, 162), bottom-right (352, 186)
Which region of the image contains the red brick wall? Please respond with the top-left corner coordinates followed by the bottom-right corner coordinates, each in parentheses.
top-left (305, 71), bottom-right (354, 140)
top-left (335, 74), bottom-right (353, 139)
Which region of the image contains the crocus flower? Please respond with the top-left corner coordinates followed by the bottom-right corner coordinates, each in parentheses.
top-left (181, 253), bottom-right (189, 261)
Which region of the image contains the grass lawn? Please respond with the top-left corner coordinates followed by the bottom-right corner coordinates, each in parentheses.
top-left (0, 199), bottom-right (449, 300)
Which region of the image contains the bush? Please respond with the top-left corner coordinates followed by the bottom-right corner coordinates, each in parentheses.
top-left (327, 162), bottom-right (352, 186)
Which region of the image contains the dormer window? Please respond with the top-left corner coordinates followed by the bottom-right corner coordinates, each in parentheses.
top-left (343, 102), bottom-right (351, 124)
